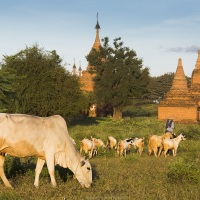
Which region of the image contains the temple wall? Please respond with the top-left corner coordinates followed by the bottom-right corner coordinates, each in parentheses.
top-left (158, 106), bottom-right (198, 123)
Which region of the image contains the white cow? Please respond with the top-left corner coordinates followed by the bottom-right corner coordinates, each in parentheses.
top-left (0, 113), bottom-right (92, 189)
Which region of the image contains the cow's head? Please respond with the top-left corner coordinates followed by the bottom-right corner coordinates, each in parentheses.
top-left (74, 158), bottom-right (92, 188)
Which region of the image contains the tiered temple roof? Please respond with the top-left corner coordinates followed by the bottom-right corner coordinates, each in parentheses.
top-left (190, 50), bottom-right (200, 104)
top-left (80, 13), bottom-right (101, 92)
top-left (159, 58), bottom-right (196, 106)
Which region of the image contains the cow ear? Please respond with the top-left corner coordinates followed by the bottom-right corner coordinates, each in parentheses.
top-left (81, 160), bottom-right (86, 166)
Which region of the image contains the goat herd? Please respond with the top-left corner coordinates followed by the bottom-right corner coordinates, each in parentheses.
top-left (78, 132), bottom-right (186, 158)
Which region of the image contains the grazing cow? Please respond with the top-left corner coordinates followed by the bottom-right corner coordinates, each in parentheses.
top-left (148, 132), bottom-right (174, 157)
top-left (91, 137), bottom-right (106, 148)
top-left (132, 137), bottom-right (145, 155)
top-left (0, 113), bottom-right (92, 189)
top-left (106, 136), bottom-right (117, 150)
top-left (80, 138), bottom-right (97, 158)
top-left (117, 138), bottom-right (134, 157)
top-left (162, 133), bottom-right (186, 157)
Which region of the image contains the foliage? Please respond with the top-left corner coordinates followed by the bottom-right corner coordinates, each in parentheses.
top-left (167, 158), bottom-right (200, 183)
top-left (1, 45), bottom-right (87, 119)
top-left (0, 66), bottom-right (16, 112)
top-left (4, 156), bottom-right (22, 178)
top-left (123, 100), bottom-right (158, 117)
top-left (179, 125), bottom-right (200, 140)
top-left (146, 73), bottom-right (174, 101)
top-left (86, 37), bottom-right (150, 119)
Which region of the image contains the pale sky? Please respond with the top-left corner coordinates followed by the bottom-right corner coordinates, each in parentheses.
top-left (0, 0), bottom-right (200, 77)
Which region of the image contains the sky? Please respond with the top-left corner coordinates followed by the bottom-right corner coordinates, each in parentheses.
top-left (0, 0), bottom-right (200, 77)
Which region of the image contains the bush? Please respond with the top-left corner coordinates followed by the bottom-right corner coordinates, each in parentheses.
top-left (181, 126), bottom-right (200, 140)
top-left (167, 158), bottom-right (200, 184)
top-left (4, 156), bottom-right (22, 178)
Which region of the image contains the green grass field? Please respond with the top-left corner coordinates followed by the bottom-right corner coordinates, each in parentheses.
top-left (0, 105), bottom-right (199, 200)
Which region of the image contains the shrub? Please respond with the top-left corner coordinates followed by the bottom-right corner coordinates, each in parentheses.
top-left (167, 158), bottom-right (200, 184)
top-left (182, 126), bottom-right (200, 140)
top-left (4, 156), bottom-right (22, 178)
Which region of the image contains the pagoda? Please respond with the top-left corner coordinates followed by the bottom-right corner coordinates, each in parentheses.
top-left (79, 13), bottom-right (101, 92)
top-left (158, 58), bottom-right (198, 122)
top-left (189, 50), bottom-right (200, 105)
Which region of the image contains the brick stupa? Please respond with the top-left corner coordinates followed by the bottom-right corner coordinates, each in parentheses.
top-left (79, 15), bottom-right (101, 92)
top-left (158, 58), bottom-right (197, 122)
top-left (189, 50), bottom-right (200, 105)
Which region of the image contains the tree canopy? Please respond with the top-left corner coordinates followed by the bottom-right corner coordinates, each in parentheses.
top-left (86, 37), bottom-right (150, 119)
top-left (146, 73), bottom-right (174, 101)
top-left (1, 45), bottom-right (87, 119)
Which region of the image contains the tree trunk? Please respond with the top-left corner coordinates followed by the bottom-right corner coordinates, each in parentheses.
top-left (113, 107), bottom-right (122, 119)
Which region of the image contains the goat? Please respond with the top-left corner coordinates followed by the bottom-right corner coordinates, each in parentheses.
top-left (132, 137), bottom-right (145, 155)
top-left (80, 138), bottom-right (97, 158)
top-left (148, 132), bottom-right (174, 157)
top-left (162, 133), bottom-right (186, 157)
top-left (91, 136), bottom-right (106, 148)
top-left (117, 138), bottom-right (134, 157)
top-left (106, 136), bottom-right (117, 150)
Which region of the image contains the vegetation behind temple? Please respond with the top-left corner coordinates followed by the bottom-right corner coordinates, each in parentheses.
top-left (0, 44), bottom-right (190, 120)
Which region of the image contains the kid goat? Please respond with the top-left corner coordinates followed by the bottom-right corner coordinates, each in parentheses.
top-left (162, 133), bottom-right (186, 157)
top-left (117, 138), bottom-right (135, 157)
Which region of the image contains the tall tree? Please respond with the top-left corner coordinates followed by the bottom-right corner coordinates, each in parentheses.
top-left (146, 73), bottom-right (174, 101)
top-left (2, 45), bottom-right (87, 119)
top-left (86, 37), bottom-right (150, 119)
top-left (0, 66), bottom-right (16, 112)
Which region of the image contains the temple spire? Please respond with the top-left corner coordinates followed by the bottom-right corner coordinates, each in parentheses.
top-left (93, 12), bottom-right (101, 50)
top-left (171, 58), bottom-right (187, 90)
top-left (72, 58), bottom-right (76, 76)
top-left (195, 50), bottom-right (200, 70)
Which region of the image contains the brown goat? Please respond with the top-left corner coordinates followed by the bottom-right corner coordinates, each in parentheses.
top-left (148, 132), bottom-right (173, 157)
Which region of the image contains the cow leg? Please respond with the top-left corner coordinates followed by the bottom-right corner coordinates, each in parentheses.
top-left (46, 154), bottom-right (56, 187)
top-left (0, 154), bottom-right (13, 188)
top-left (34, 158), bottom-right (45, 188)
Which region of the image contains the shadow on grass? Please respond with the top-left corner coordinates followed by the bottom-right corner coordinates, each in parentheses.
top-left (69, 117), bottom-right (108, 127)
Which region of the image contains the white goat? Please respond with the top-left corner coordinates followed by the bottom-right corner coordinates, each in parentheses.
top-left (132, 137), bottom-right (145, 155)
top-left (91, 136), bottom-right (106, 148)
top-left (117, 138), bottom-right (134, 157)
top-left (80, 138), bottom-right (97, 158)
top-left (162, 133), bottom-right (186, 157)
top-left (106, 136), bottom-right (117, 150)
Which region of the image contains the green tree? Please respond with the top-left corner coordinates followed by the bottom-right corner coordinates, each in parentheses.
top-left (0, 65), bottom-right (16, 112)
top-left (146, 73), bottom-right (174, 101)
top-left (86, 37), bottom-right (150, 119)
top-left (2, 45), bottom-right (87, 119)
